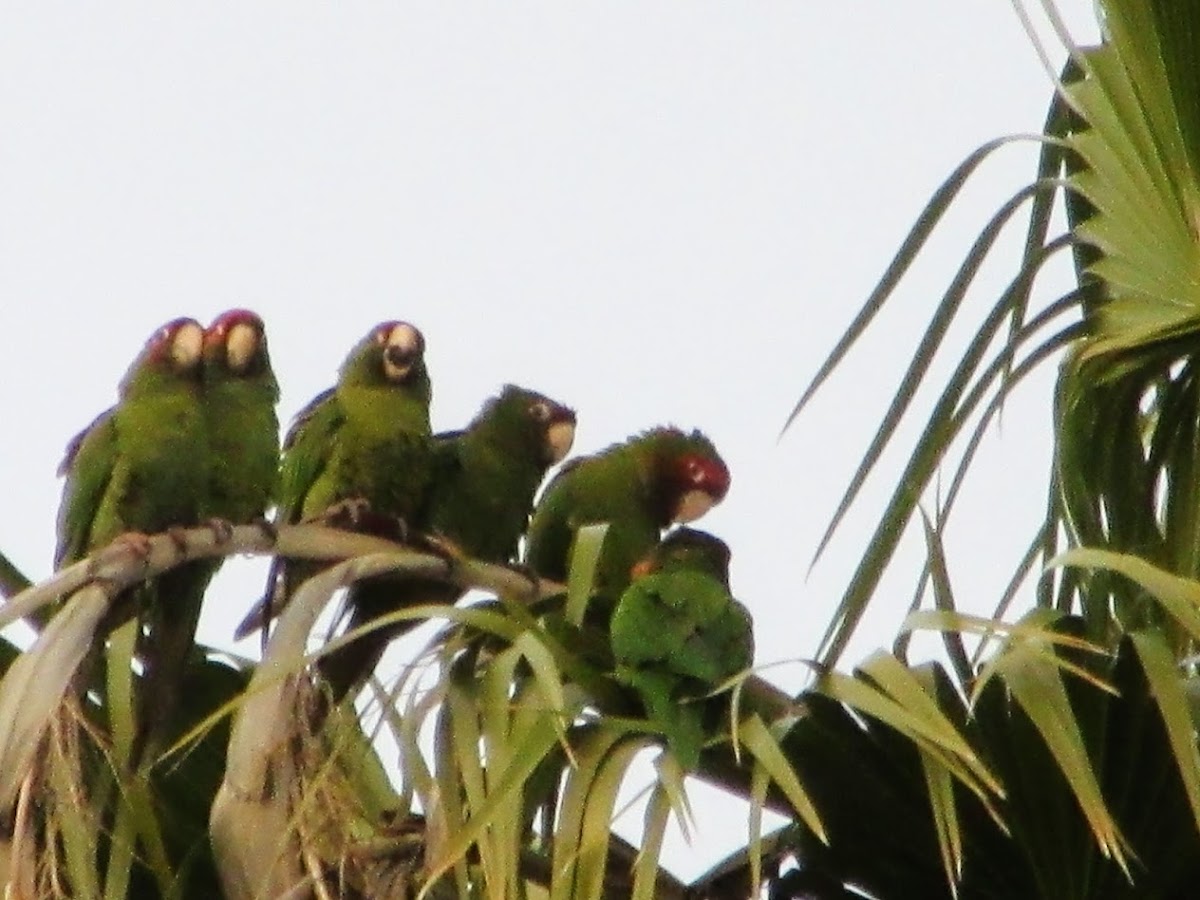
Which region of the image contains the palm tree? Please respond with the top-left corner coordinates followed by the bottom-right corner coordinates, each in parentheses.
top-left (4, 1), bottom-right (1200, 897)
top-left (763, 1), bottom-right (1200, 897)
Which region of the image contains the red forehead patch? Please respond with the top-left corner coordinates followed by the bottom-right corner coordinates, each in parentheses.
top-left (374, 320), bottom-right (405, 344)
top-left (147, 317), bottom-right (202, 361)
top-left (679, 453), bottom-right (731, 501)
top-left (208, 308), bottom-right (263, 337)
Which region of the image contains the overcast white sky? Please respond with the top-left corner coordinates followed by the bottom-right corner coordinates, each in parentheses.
top-left (0, 1), bottom-right (1098, 880)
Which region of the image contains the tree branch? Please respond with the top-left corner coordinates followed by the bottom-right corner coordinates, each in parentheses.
top-left (0, 522), bottom-right (567, 633)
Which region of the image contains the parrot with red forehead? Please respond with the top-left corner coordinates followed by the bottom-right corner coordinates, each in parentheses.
top-left (54, 317), bottom-right (209, 755)
top-left (55, 317), bottom-right (208, 570)
top-left (201, 309), bottom-right (281, 529)
top-left (524, 426), bottom-right (731, 597)
top-left (235, 320), bottom-right (435, 639)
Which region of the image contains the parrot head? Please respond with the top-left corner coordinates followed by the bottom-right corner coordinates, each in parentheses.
top-left (203, 309), bottom-right (278, 387)
top-left (539, 400), bottom-right (577, 465)
top-left (120, 317), bottom-right (205, 396)
top-left (649, 428), bottom-right (730, 526)
top-left (463, 385), bottom-right (577, 468)
top-left (631, 527), bottom-right (732, 586)
top-left (341, 321), bottom-right (431, 398)
top-left (377, 320), bottom-right (425, 382)
top-left (492, 385), bottom-right (577, 465)
top-left (206, 309), bottom-right (283, 405)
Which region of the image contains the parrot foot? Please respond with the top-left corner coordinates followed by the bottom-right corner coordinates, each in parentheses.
top-left (90, 531), bottom-right (153, 581)
top-left (164, 526), bottom-right (192, 556)
top-left (375, 513), bottom-right (410, 545)
top-left (205, 517), bottom-right (235, 545)
top-left (317, 498), bottom-right (411, 544)
top-left (411, 532), bottom-right (465, 579)
top-left (112, 531), bottom-right (154, 558)
top-left (316, 497), bottom-right (374, 530)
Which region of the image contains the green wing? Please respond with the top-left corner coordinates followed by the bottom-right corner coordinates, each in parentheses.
top-left (54, 409), bottom-right (118, 568)
top-left (417, 432), bottom-right (465, 530)
top-left (277, 388), bottom-right (342, 524)
top-left (611, 570), bottom-right (750, 683)
top-left (612, 569), bottom-right (754, 768)
top-left (524, 458), bottom-right (586, 581)
top-left (527, 451), bottom-right (657, 591)
top-left (555, 451), bottom-right (658, 593)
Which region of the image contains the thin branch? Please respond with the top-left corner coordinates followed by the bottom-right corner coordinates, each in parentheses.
top-left (0, 523), bottom-right (567, 633)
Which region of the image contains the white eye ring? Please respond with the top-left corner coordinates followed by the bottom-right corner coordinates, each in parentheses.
top-left (225, 322), bottom-right (259, 372)
top-left (545, 420), bottom-right (576, 464)
top-left (529, 401), bottom-right (551, 423)
top-left (381, 322), bottom-right (424, 382)
top-left (386, 322), bottom-right (422, 353)
top-left (172, 321), bottom-right (204, 370)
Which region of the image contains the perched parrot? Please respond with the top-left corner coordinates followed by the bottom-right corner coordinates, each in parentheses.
top-left (524, 426), bottom-right (731, 598)
top-left (201, 308), bottom-right (281, 528)
top-left (426, 385), bottom-right (577, 565)
top-left (138, 310), bottom-right (281, 750)
top-left (609, 527), bottom-right (754, 767)
top-left (316, 384), bottom-right (577, 703)
top-left (54, 318), bottom-right (208, 754)
top-left (55, 316), bottom-right (208, 572)
top-left (234, 320), bottom-right (435, 640)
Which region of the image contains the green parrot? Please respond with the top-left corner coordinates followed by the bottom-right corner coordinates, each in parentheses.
top-left (613, 527), bottom-right (754, 680)
top-left (316, 384), bottom-right (577, 703)
top-left (201, 308), bottom-right (281, 528)
top-left (234, 320), bottom-right (435, 641)
top-left (138, 310), bottom-right (281, 750)
top-left (54, 318), bottom-right (208, 755)
top-left (524, 426), bottom-right (731, 598)
top-left (609, 527), bottom-right (754, 768)
top-left (55, 316), bottom-right (208, 572)
top-left (426, 385), bottom-right (577, 565)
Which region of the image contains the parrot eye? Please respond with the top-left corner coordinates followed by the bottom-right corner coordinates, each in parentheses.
top-left (529, 401), bottom-right (551, 423)
top-left (379, 321), bottom-right (425, 383)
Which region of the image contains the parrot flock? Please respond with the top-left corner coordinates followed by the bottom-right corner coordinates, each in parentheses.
top-left (53, 312), bottom-right (755, 763)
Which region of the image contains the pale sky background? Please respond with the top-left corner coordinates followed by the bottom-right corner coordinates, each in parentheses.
top-left (0, 1), bottom-right (1098, 882)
